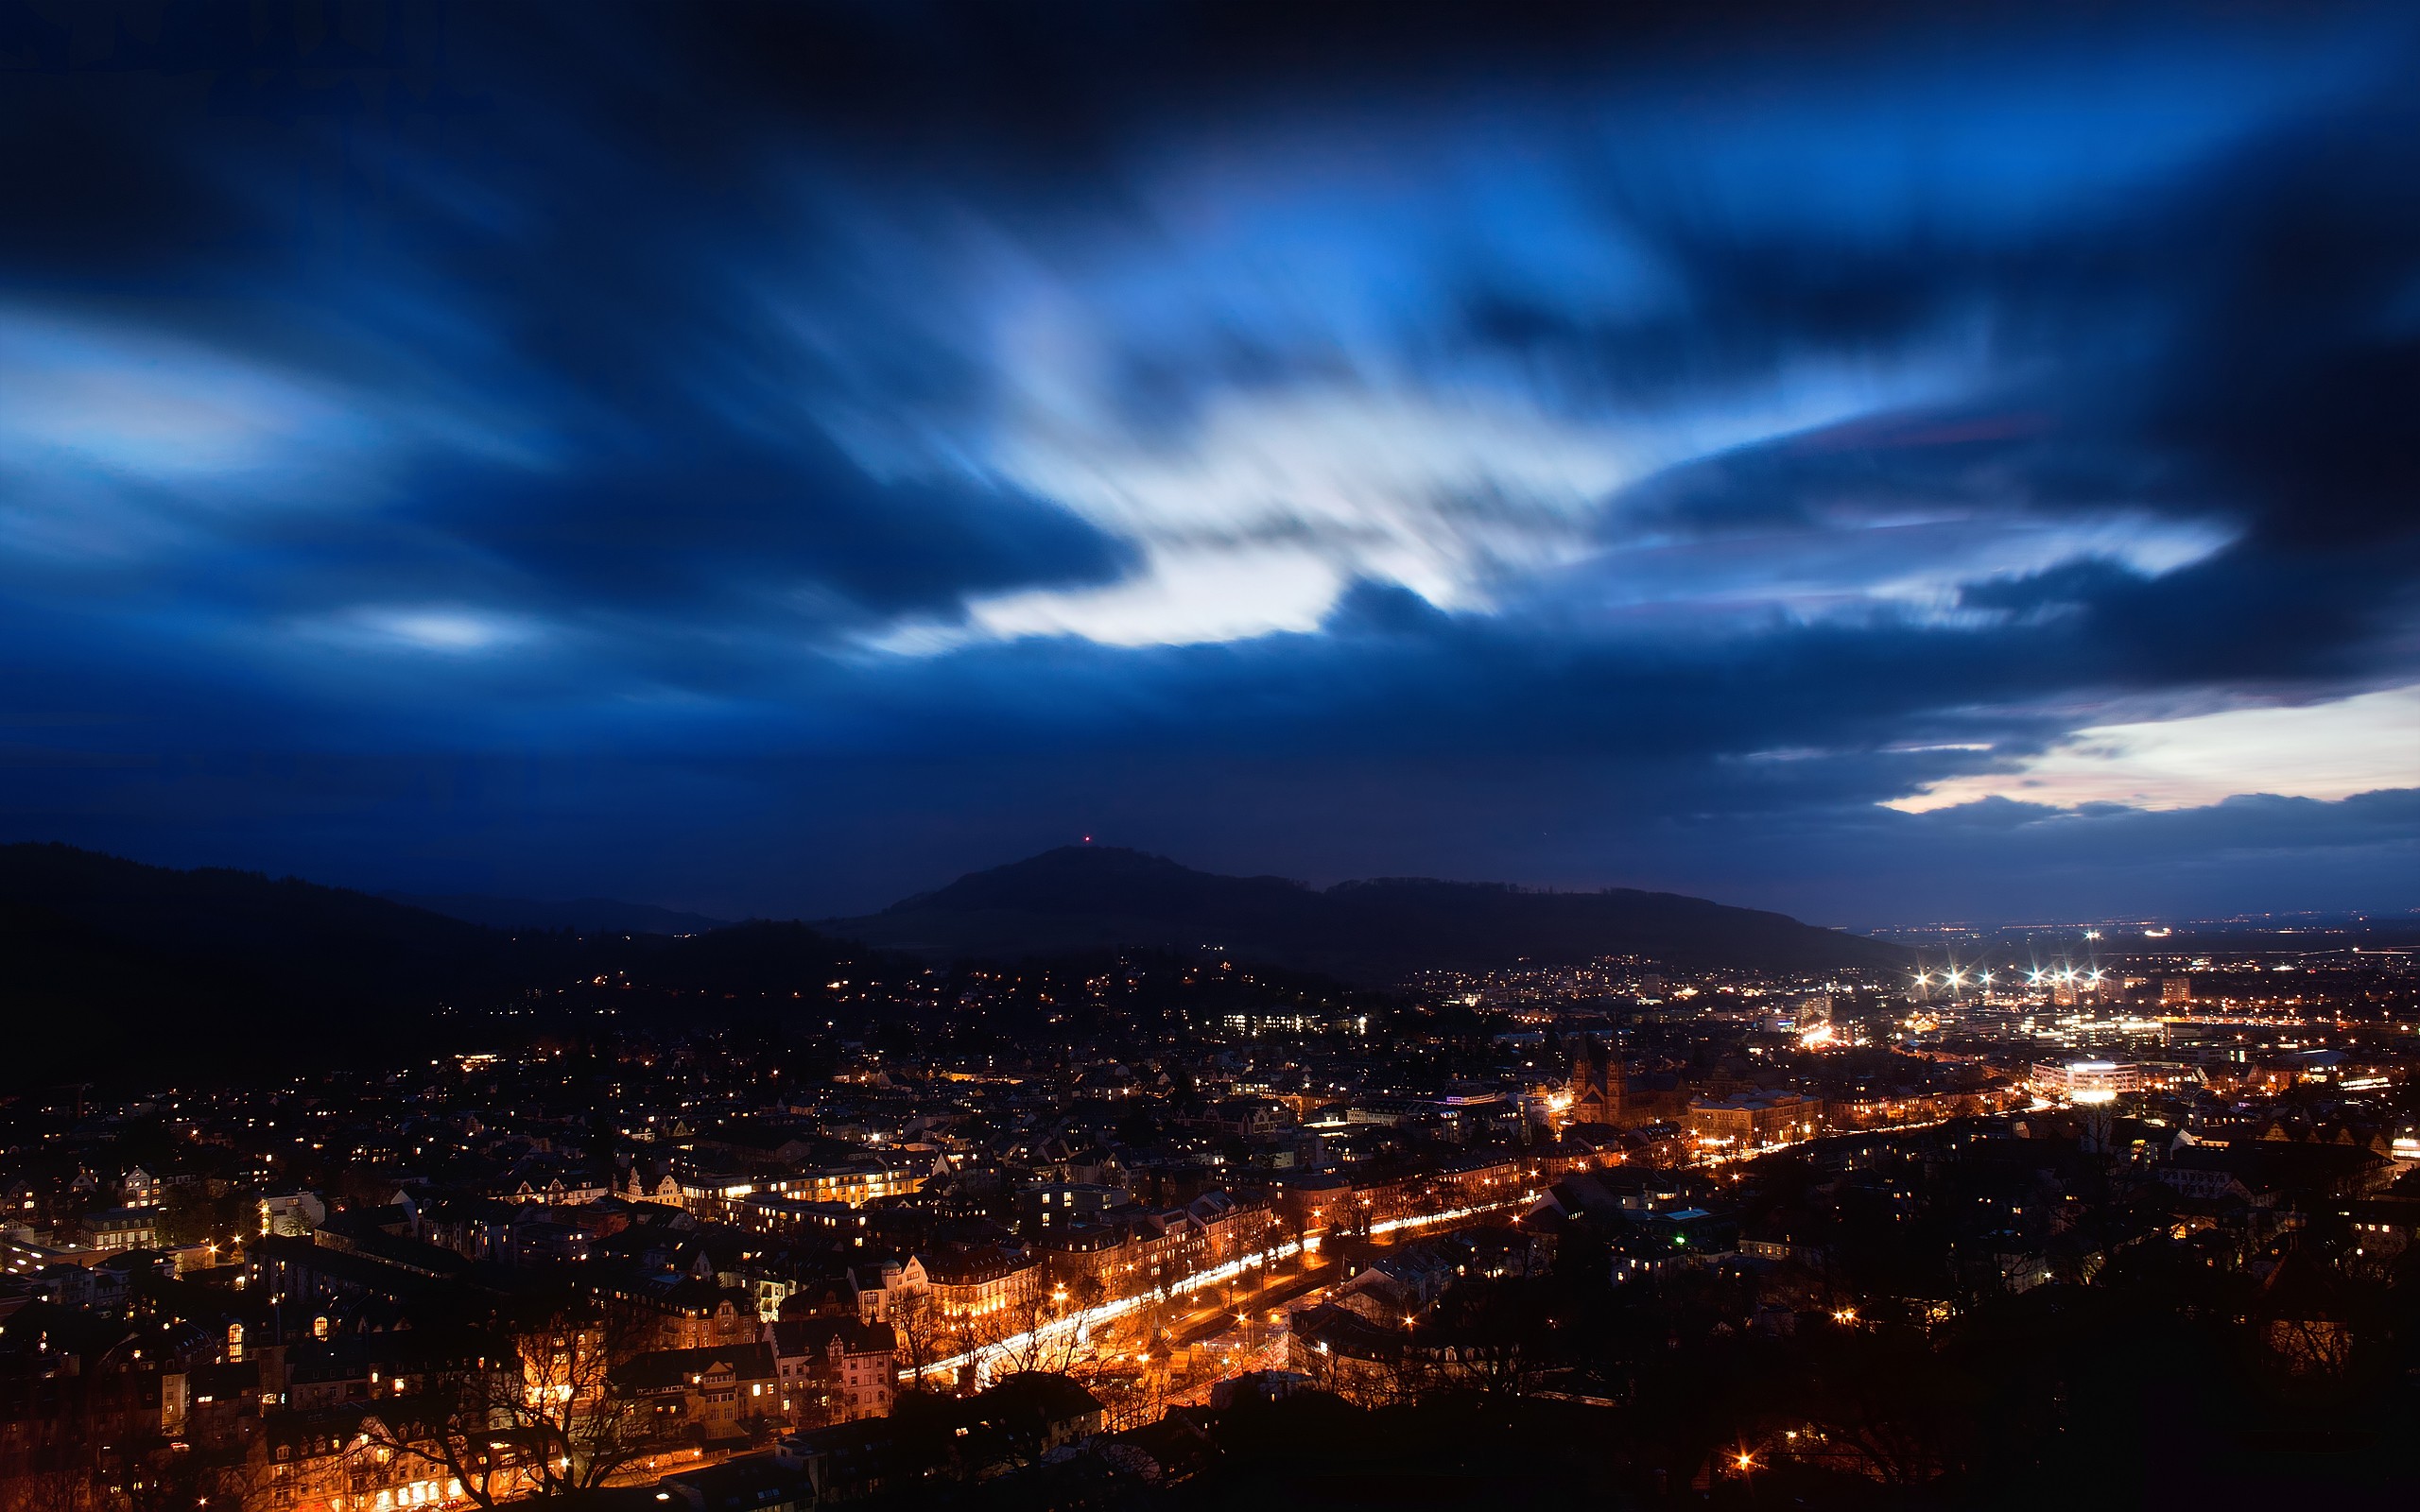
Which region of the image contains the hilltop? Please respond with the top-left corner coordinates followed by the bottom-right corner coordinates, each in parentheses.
top-left (824, 846), bottom-right (1903, 981)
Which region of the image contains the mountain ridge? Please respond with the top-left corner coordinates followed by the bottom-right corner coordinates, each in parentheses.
top-left (0, 845), bottom-right (860, 1086)
top-left (0, 840), bottom-right (1899, 1087)
top-left (384, 891), bottom-right (728, 936)
top-left (830, 845), bottom-right (1903, 979)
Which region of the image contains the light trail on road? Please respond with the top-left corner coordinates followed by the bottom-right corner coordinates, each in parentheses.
top-left (906, 1192), bottom-right (1542, 1385)
top-left (1367, 1193), bottom-right (1535, 1235)
top-left (906, 1236), bottom-right (1316, 1383)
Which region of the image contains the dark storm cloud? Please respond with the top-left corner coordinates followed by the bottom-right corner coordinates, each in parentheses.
top-left (0, 1), bottom-right (2414, 919)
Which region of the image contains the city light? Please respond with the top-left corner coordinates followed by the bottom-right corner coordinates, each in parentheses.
top-left (2, 9), bottom-right (2400, 1508)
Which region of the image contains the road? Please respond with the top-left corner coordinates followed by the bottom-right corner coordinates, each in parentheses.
top-left (1166, 1255), bottom-right (1338, 1349)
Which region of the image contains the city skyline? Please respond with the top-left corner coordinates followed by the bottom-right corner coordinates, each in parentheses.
top-left (6, 9), bottom-right (2419, 1503)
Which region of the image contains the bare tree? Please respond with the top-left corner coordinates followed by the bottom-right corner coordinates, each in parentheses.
top-left (0, 1469), bottom-right (91, 1512)
top-left (955, 1288), bottom-right (1113, 1381)
top-left (889, 1294), bottom-right (945, 1386)
top-left (0, 1447), bottom-right (267, 1512)
top-left (364, 1309), bottom-right (652, 1508)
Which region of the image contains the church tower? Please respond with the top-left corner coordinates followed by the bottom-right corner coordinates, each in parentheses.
top-left (1566, 1036), bottom-right (1627, 1126)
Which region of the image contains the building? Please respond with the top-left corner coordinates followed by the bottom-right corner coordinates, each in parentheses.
top-left (1184, 1190), bottom-right (1275, 1263)
top-left (769, 1317), bottom-right (896, 1427)
top-left (1428, 1152), bottom-right (1528, 1210)
top-left (81, 1207), bottom-right (158, 1252)
top-left (1566, 1039), bottom-right (1627, 1126)
top-left (938, 1373), bottom-right (1104, 1468)
top-left (260, 1193), bottom-right (327, 1237)
top-left (660, 1453), bottom-right (808, 1512)
top-left (2031, 1060), bottom-right (2144, 1102)
top-left (2343, 1195), bottom-right (2420, 1258)
top-left (503, 1174), bottom-right (612, 1206)
top-left (254, 1400), bottom-right (492, 1512)
top-left (735, 1196), bottom-right (872, 1246)
top-left (766, 1156), bottom-right (938, 1210)
top-left (1017, 1181), bottom-right (1131, 1232)
top-left (919, 1246), bottom-right (1042, 1323)
top-left (614, 1342), bottom-right (782, 1444)
top-left (620, 1167), bottom-right (688, 1207)
top-left (1206, 1097), bottom-right (1291, 1139)
top-left (850, 1257), bottom-right (928, 1324)
top-left (1684, 1091), bottom-right (1821, 1152)
top-left (2158, 1147), bottom-right (2267, 1205)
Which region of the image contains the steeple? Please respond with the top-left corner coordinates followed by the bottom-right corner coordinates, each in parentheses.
top-left (1567, 1036), bottom-right (1627, 1125)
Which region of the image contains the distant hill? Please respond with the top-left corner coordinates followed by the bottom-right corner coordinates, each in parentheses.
top-left (0, 846), bottom-right (860, 1087)
top-left (0, 840), bottom-right (1899, 1088)
top-left (824, 846), bottom-right (1905, 981)
top-left (385, 891), bottom-right (727, 936)
top-left (0, 842), bottom-right (525, 1084)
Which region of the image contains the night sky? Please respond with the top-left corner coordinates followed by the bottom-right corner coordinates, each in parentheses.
top-left (3, 2), bottom-right (2415, 926)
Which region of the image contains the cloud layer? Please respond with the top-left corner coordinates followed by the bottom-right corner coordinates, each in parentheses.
top-left (0, 1), bottom-right (2413, 922)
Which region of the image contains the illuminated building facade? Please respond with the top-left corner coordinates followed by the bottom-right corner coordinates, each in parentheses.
top-left (2030, 1059), bottom-right (2144, 1102)
top-left (1683, 1091), bottom-right (1822, 1152)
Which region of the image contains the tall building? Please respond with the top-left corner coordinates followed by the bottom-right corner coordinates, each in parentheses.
top-left (1567, 1038), bottom-right (1627, 1126)
top-left (2160, 977), bottom-right (2191, 1005)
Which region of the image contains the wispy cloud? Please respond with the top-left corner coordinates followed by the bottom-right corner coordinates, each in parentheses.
top-left (1892, 684), bottom-right (2420, 812)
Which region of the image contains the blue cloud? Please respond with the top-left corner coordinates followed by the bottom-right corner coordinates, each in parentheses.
top-left (0, 1), bottom-right (2413, 921)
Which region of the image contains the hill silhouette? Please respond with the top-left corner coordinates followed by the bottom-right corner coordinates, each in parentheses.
top-left (0, 845), bottom-right (872, 1087)
top-left (825, 846), bottom-right (1903, 980)
top-left (0, 841), bottom-right (1899, 1087)
top-left (384, 891), bottom-right (727, 936)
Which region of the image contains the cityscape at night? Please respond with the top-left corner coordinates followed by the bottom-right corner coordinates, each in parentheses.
top-left (4, 4), bottom-right (2419, 1511)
